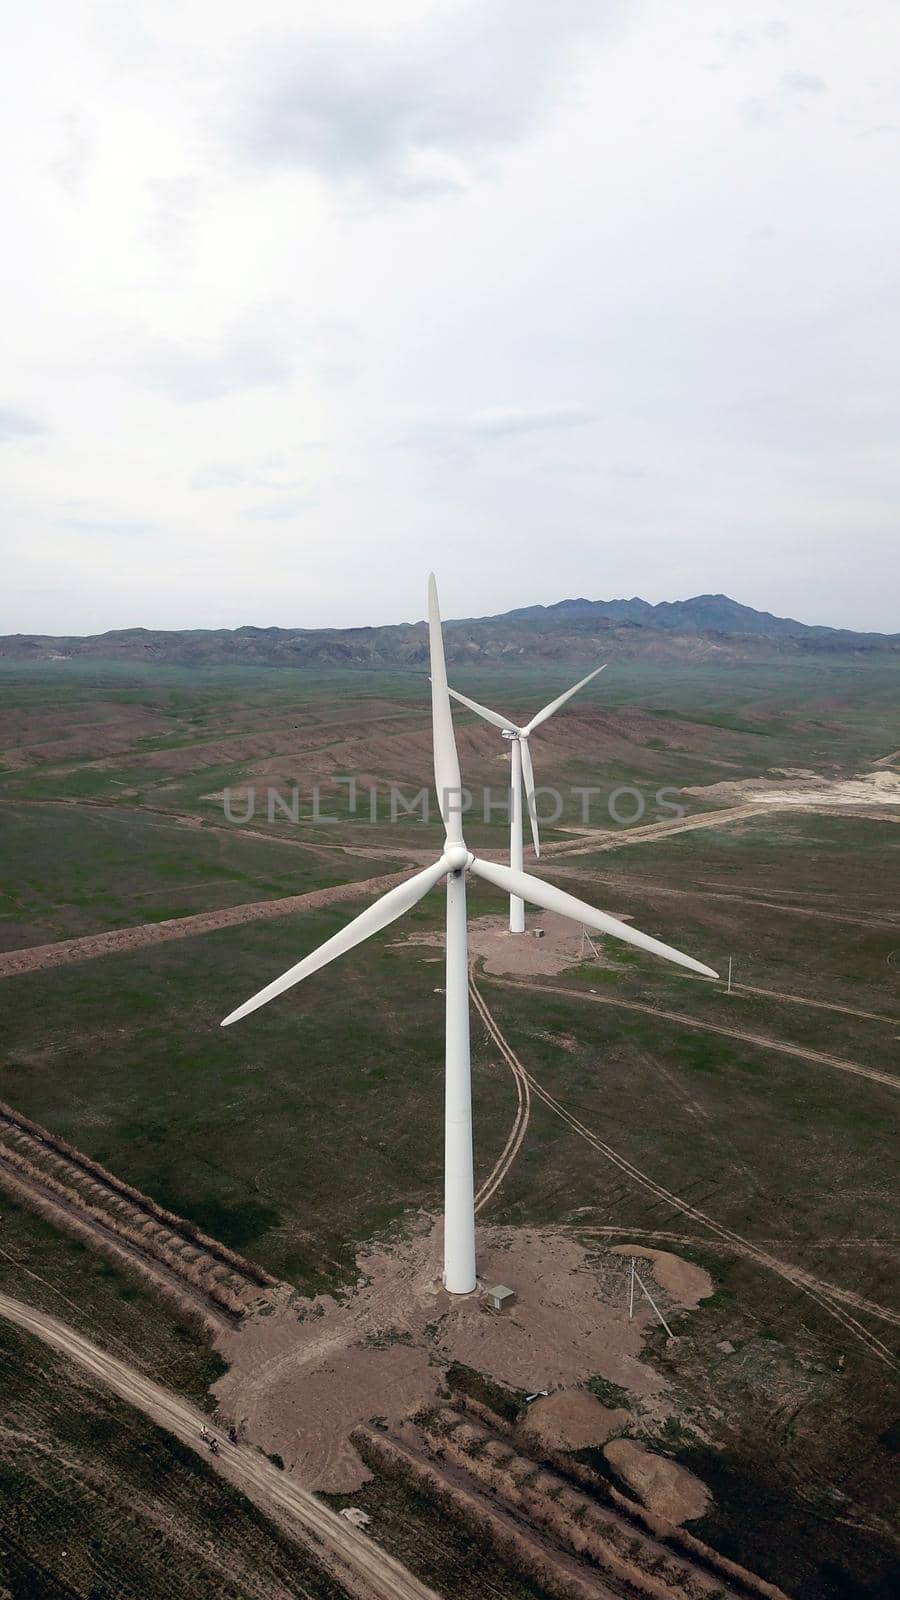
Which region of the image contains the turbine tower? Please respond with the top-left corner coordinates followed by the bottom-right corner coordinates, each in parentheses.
top-left (447, 666), bottom-right (605, 933)
top-left (222, 576), bottom-right (717, 1295)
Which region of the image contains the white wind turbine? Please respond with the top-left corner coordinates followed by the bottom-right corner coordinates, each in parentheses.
top-left (222, 576), bottom-right (717, 1295)
top-left (446, 664), bottom-right (606, 933)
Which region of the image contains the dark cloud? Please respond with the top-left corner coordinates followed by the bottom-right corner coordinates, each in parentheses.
top-left (0, 407), bottom-right (45, 441)
top-left (230, 1), bottom-right (623, 196)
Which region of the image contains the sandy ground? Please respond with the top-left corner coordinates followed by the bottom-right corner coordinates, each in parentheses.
top-left (603, 1437), bottom-right (710, 1525)
top-left (683, 769), bottom-right (900, 808)
top-left (213, 1215), bottom-right (705, 1494)
top-left (394, 909), bottom-right (620, 978)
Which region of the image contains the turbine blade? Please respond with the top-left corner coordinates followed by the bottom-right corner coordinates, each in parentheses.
top-left (428, 575), bottom-right (465, 844)
top-left (518, 736), bottom-right (541, 858)
top-left (523, 664), bottom-right (607, 734)
top-left (222, 857), bottom-right (449, 1026)
top-left (469, 858), bottom-right (718, 979)
top-left (446, 684), bottom-right (520, 734)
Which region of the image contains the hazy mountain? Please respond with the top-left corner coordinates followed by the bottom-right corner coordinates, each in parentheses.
top-left (1, 594), bottom-right (896, 669)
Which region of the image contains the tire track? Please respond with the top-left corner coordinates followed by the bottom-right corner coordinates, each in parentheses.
top-left (0, 1292), bottom-right (439, 1600)
top-left (487, 976), bottom-right (899, 1094)
top-left (705, 980), bottom-right (895, 1028)
top-left (548, 863), bottom-right (898, 933)
top-left (471, 976), bottom-right (531, 1213)
top-left (469, 974), bottom-right (897, 1365)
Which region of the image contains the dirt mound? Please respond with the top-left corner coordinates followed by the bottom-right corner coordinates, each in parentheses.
top-left (603, 1438), bottom-right (710, 1524)
top-left (520, 1389), bottom-right (629, 1452)
top-left (610, 1246), bottom-right (714, 1310)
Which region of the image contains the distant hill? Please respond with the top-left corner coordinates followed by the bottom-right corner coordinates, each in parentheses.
top-left (485, 592), bottom-right (876, 640)
top-left (1, 594), bottom-right (897, 669)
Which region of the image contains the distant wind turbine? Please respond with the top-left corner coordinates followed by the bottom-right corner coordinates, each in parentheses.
top-left (222, 576), bottom-right (717, 1295)
top-left (446, 664), bottom-right (606, 933)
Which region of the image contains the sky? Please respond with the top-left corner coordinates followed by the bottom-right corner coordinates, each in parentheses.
top-left (2, 0), bottom-right (898, 635)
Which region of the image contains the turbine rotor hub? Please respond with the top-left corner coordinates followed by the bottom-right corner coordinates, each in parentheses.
top-left (444, 844), bottom-right (469, 873)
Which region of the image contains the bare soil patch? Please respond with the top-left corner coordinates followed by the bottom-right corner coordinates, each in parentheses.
top-left (396, 910), bottom-right (618, 980)
top-left (682, 769), bottom-right (900, 809)
top-left (214, 1216), bottom-right (686, 1493)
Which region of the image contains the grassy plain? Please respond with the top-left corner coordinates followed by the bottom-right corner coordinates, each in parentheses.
top-left (0, 653), bottom-right (897, 1599)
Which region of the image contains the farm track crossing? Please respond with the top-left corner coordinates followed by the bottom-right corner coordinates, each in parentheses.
top-left (0, 1291), bottom-right (439, 1600)
top-left (469, 974), bottom-right (898, 1365)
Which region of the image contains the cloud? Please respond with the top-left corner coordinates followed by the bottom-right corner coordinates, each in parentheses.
top-left (0, 407), bottom-right (45, 442)
top-left (49, 110), bottom-right (92, 194)
top-left (707, 19), bottom-right (789, 69)
top-left (403, 404), bottom-right (593, 455)
top-left (465, 405), bottom-right (593, 440)
top-left (741, 68), bottom-right (828, 127)
top-left (124, 305), bottom-right (297, 402)
top-left (782, 70), bottom-right (827, 95)
top-left (230, 1), bottom-right (622, 196)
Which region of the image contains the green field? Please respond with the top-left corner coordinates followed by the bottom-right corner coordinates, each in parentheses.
top-left (0, 655), bottom-right (897, 1600)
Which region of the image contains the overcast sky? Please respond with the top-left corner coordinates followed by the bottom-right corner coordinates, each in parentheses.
top-left (2, 1), bottom-right (898, 635)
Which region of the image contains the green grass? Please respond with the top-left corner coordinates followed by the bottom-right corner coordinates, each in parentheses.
top-left (0, 803), bottom-right (397, 951)
top-left (0, 650), bottom-right (897, 1599)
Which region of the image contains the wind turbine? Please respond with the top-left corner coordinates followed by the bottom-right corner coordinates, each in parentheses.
top-left (221, 576), bottom-right (717, 1295)
top-left (446, 664), bottom-right (606, 934)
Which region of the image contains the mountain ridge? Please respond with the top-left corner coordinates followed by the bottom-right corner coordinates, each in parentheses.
top-left (1, 593), bottom-right (896, 669)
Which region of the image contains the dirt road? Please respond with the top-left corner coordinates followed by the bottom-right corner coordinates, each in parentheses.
top-left (0, 870), bottom-right (410, 979)
top-left (487, 975), bottom-right (900, 1094)
top-left (541, 805), bottom-right (765, 858)
top-left (542, 797), bottom-right (899, 862)
top-left (714, 979), bottom-right (896, 1027)
top-left (0, 1290), bottom-right (439, 1600)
